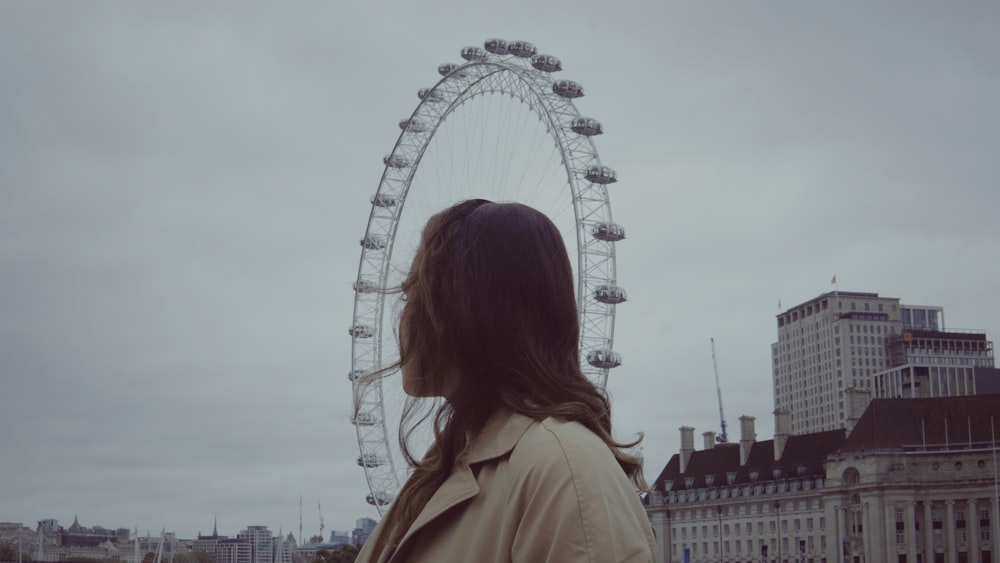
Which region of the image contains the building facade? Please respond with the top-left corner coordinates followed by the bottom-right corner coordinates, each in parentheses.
top-left (645, 395), bottom-right (1000, 563)
top-left (352, 518), bottom-right (377, 547)
top-left (773, 292), bottom-right (996, 435)
top-left (874, 329), bottom-right (998, 400)
top-left (647, 414), bottom-right (843, 563)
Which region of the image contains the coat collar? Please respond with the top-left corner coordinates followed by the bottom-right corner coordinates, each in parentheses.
top-left (388, 411), bottom-right (536, 561)
top-left (464, 409), bottom-right (536, 464)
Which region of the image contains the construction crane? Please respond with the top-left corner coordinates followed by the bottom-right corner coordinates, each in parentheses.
top-left (711, 338), bottom-right (729, 443)
top-left (318, 500), bottom-right (325, 543)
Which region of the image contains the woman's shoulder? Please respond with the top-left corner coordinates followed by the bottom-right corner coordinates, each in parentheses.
top-left (507, 416), bottom-right (621, 476)
top-left (501, 416), bottom-right (656, 562)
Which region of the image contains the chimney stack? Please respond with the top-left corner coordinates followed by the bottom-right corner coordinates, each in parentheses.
top-left (679, 426), bottom-right (695, 473)
top-left (773, 408), bottom-right (791, 461)
top-left (703, 431), bottom-right (716, 450)
top-left (845, 388), bottom-right (872, 435)
top-left (739, 415), bottom-right (756, 466)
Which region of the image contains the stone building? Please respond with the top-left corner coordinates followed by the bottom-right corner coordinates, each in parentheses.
top-left (646, 394), bottom-right (1000, 563)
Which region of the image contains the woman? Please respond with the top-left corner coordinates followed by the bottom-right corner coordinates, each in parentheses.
top-left (355, 199), bottom-right (655, 563)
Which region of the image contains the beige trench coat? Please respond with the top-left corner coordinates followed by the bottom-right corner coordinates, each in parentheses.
top-left (356, 411), bottom-right (656, 563)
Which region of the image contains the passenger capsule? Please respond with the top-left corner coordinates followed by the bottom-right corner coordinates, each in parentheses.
top-left (383, 154), bottom-right (410, 168)
top-left (360, 235), bottom-right (386, 251)
top-left (351, 413), bottom-right (379, 426)
top-left (570, 117), bottom-right (603, 136)
top-left (508, 40), bottom-right (537, 58)
top-left (585, 164), bottom-right (617, 184)
top-left (370, 193), bottom-right (398, 207)
top-left (349, 324), bottom-right (375, 338)
top-left (553, 79), bottom-right (583, 99)
top-left (594, 284), bottom-right (628, 304)
top-left (587, 349), bottom-right (622, 369)
top-left (438, 63), bottom-right (459, 76)
top-left (348, 369), bottom-right (367, 382)
top-left (357, 454), bottom-right (386, 468)
top-left (591, 222), bottom-right (626, 242)
top-left (399, 118), bottom-right (430, 133)
top-left (417, 88), bottom-right (446, 102)
top-left (366, 492), bottom-right (394, 506)
top-left (484, 38), bottom-right (509, 55)
top-left (460, 46), bottom-right (487, 61)
top-left (353, 279), bottom-right (377, 293)
top-left (531, 54), bottom-right (562, 72)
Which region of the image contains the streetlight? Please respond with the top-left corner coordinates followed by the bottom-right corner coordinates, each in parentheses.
top-left (774, 500), bottom-right (781, 563)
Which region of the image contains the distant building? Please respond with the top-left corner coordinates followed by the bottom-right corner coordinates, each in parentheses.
top-left (773, 292), bottom-right (996, 434)
top-left (195, 524), bottom-right (290, 563)
top-left (237, 526), bottom-right (273, 563)
top-left (874, 328), bottom-right (1000, 399)
top-left (645, 394), bottom-right (1000, 563)
top-left (192, 519), bottom-right (228, 559)
top-left (352, 518), bottom-right (377, 547)
top-left (216, 538), bottom-right (252, 563)
top-left (37, 520), bottom-right (60, 536)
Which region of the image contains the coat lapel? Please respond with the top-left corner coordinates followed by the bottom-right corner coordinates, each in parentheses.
top-left (387, 463), bottom-right (479, 561)
top-left (385, 411), bottom-right (537, 562)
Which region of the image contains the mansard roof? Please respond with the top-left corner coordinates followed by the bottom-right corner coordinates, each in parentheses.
top-left (651, 429), bottom-right (846, 493)
top-left (841, 394), bottom-right (1000, 452)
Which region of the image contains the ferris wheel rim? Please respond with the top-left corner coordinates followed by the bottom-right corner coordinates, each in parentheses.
top-left (350, 42), bottom-right (625, 515)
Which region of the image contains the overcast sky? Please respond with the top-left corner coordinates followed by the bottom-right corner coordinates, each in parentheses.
top-left (2, 0), bottom-right (998, 542)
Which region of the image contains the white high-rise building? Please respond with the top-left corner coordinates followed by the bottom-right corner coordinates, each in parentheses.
top-left (772, 291), bottom-right (996, 435)
top-left (237, 526), bottom-right (274, 563)
top-left (772, 291), bottom-right (902, 434)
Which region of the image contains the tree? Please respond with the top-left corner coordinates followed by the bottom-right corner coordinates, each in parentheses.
top-left (0, 543), bottom-right (32, 563)
top-left (189, 551), bottom-right (216, 563)
top-left (310, 544), bottom-right (359, 563)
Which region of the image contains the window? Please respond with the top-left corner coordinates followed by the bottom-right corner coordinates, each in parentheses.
top-left (932, 508), bottom-right (943, 543)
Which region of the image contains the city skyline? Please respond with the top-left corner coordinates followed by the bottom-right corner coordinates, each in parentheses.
top-left (0, 514), bottom-right (377, 547)
top-left (2, 1), bottom-right (998, 539)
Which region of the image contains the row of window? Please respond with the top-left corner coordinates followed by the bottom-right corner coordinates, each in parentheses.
top-left (674, 536), bottom-right (827, 557)
top-left (848, 322), bottom-right (893, 334)
top-left (674, 517), bottom-right (826, 540)
top-left (672, 500), bottom-right (822, 520)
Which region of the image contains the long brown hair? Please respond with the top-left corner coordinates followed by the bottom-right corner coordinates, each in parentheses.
top-left (360, 199), bottom-right (644, 557)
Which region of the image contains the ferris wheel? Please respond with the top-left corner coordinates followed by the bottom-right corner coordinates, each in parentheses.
top-left (349, 39), bottom-right (628, 513)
